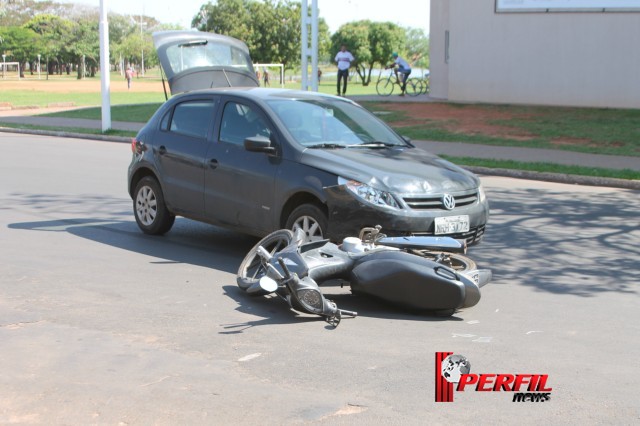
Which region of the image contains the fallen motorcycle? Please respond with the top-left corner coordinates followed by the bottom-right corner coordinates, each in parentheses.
top-left (236, 226), bottom-right (491, 326)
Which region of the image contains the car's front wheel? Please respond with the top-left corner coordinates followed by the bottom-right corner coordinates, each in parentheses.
top-left (133, 176), bottom-right (175, 235)
top-left (285, 203), bottom-right (328, 242)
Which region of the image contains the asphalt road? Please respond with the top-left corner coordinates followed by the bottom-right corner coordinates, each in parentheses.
top-left (1, 133), bottom-right (638, 424)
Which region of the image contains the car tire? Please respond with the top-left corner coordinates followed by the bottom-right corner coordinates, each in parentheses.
top-left (285, 203), bottom-right (328, 243)
top-left (133, 176), bottom-right (175, 235)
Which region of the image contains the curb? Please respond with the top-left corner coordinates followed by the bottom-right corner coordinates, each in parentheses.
top-left (2, 126), bottom-right (638, 191)
top-left (466, 166), bottom-right (640, 191)
top-left (0, 126), bottom-right (131, 144)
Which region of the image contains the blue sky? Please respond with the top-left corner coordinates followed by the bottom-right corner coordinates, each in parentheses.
top-left (64, 0), bottom-right (431, 34)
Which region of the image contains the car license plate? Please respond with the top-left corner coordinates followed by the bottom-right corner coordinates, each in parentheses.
top-left (434, 215), bottom-right (470, 235)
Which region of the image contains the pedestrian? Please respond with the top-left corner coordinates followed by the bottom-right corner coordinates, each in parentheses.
top-left (263, 68), bottom-right (270, 87)
top-left (385, 52), bottom-right (412, 96)
top-left (125, 65), bottom-right (133, 90)
top-left (334, 44), bottom-right (355, 96)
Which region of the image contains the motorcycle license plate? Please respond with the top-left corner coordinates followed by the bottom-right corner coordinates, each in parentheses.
top-left (434, 215), bottom-right (469, 235)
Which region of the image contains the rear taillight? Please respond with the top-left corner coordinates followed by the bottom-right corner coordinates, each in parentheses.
top-left (131, 138), bottom-right (145, 154)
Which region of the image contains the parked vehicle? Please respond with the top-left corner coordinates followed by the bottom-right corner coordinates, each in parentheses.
top-left (127, 31), bottom-right (489, 244)
top-left (237, 226), bottom-right (491, 326)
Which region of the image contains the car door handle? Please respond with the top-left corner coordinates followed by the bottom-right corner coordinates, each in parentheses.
top-left (158, 145), bottom-right (167, 155)
top-left (209, 159), bottom-right (219, 169)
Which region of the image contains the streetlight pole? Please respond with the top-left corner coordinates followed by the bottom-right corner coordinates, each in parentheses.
top-left (37, 54), bottom-right (41, 79)
top-left (131, 15), bottom-right (147, 77)
top-left (140, 15), bottom-right (145, 77)
top-left (2, 54), bottom-right (5, 79)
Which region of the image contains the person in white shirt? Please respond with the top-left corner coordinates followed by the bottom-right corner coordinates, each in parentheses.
top-left (334, 44), bottom-right (355, 96)
top-left (385, 52), bottom-right (412, 96)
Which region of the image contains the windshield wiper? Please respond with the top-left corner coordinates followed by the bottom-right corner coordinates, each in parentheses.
top-left (349, 142), bottom-right (400, 148)
top-left (306, 143), bottom-right (347, 149)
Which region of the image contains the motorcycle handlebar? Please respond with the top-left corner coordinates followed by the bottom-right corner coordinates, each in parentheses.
top-left (277, 257), bottom-right (291, 279)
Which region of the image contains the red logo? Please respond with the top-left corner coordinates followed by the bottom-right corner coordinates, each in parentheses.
top-left (435, 352), bottom-right (553, 402)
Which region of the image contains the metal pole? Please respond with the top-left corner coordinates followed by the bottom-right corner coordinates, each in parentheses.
top-left (99, 0), bottom-right (112, 131)
top-left (300, 1), bottom-right (308, 90)
top-left (140, 13), bottom-right (145, 77)
top-left (310, 0), bottom-right (318, 92)
top-left (38, 54), bottom-right (41, 79)
top-left (2, 55), bottom-right (5, 79)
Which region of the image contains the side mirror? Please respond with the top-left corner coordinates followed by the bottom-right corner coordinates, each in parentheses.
top-left (244, 136), bottom-right (275, 154)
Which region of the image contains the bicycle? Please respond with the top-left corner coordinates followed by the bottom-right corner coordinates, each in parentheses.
top-left (375, 69), bottom-right (424, 97)
top-left (420, 72), bottom-right (430, 95)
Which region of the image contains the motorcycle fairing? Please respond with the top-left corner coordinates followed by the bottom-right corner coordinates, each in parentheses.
top-left (349, 250), bottom-right (478, 311)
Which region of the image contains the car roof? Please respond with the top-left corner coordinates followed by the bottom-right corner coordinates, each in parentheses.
top-left (171, 87), bottom-right (355, 103)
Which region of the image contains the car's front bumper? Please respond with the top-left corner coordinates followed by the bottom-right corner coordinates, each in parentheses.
top-left (324, 185), bottom-right (490, 245)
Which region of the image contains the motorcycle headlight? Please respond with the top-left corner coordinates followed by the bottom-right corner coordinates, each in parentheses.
top-left (338, 177), bottom-right (400, 209)
top-left (297, 288), bottom-right (323, 311)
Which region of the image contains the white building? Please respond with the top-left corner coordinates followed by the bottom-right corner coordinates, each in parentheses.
top-left (429, 0), bottom-right (640, 108)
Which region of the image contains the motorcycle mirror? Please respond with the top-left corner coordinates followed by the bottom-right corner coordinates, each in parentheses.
top-left (259, 276), bottom-right (278, 293)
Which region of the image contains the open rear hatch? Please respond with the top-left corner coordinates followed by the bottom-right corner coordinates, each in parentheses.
top-left (153, 30), bottom-right (259, 96)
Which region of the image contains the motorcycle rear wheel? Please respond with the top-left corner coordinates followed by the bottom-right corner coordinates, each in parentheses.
top-left (409, 250), bottom-right (477, 272)
top-left (237, 229), bottom-right (294, 292)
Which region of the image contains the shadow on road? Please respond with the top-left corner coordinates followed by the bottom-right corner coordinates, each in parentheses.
top-left (7, 184), bottom-right (639, 319)
top-left (471, 186), bottom-right (640, 297)
top-left (221, 283), bottom-right (465, 333)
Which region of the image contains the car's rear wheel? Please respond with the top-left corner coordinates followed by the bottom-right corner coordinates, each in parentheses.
top-left (133, 176), bottom-right (175, 235)
top-left (285, 203), bottom-right (328, 243)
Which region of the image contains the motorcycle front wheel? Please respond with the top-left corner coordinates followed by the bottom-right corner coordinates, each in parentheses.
top-left (237, 229), bottom-right (294, 292)
top-left (409, 250), bottom-right (477, 272)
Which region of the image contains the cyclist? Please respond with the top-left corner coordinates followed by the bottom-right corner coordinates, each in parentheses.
top-left (385, 52), bottom-right (412, 96)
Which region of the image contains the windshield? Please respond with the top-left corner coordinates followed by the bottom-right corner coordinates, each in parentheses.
top-left (266, 98), bottom-right (407, 148)
top-left (165, 40), bottom-right (253, 75)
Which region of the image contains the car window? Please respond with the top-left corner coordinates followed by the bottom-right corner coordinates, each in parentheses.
top-left (267, 98), bottom-right (407, 147)
top-left (165, 41), bottom-right (253, 75)
top-left (167, 100), bottom-right (215, 139)
top-left (219, 102), bottom-right (272, 145)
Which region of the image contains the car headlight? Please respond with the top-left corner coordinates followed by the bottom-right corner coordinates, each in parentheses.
top-left (338, 177), bottom-right (401, 209)
top-left (478, 184), bottom-right (487, 203)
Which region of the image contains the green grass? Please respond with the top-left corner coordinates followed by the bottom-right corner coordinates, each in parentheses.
top-left (41, 103), bottom-right (163, 122)
top-left (363, 102), bottom-right (640, 157)
top-left (441, 156), bottom-right (640, 181)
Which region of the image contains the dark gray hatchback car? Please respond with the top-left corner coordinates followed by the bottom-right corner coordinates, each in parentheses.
top-left (127, 31), bottom-right (489, 244)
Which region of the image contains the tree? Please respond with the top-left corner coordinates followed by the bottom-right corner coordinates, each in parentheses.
top-left (192, 0), bottom-right (253, 42)
top-left (0, 26), bottom-right (40, 77)
top-left (192, 0), bottom-right (329, 77)
top-left (405, 27), bottom-right (429, 69)
top-left (331, 21), bottom-right (404, 86)
top-left (23, 14), bottom-right (74, 76)
top-left (65, 19), bottom-right (100, 78)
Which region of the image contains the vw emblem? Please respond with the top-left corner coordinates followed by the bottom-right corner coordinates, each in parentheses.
top-left (442, 193), bottom-right (456, 210)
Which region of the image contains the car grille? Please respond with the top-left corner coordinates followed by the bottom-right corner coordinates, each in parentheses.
top-left (402, 190), bottom-right (478, 210)
top-left (410, 225), bottom-right (486, 245)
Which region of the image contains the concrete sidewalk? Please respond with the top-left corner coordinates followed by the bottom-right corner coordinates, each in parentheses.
top-left (0, 105), bottom-right (638, 190)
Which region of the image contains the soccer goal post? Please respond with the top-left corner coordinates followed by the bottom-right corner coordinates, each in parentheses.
top-left (253, 63), bottom-right (284, 88)
top-left (1, 62), bottom-right (21, 79)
